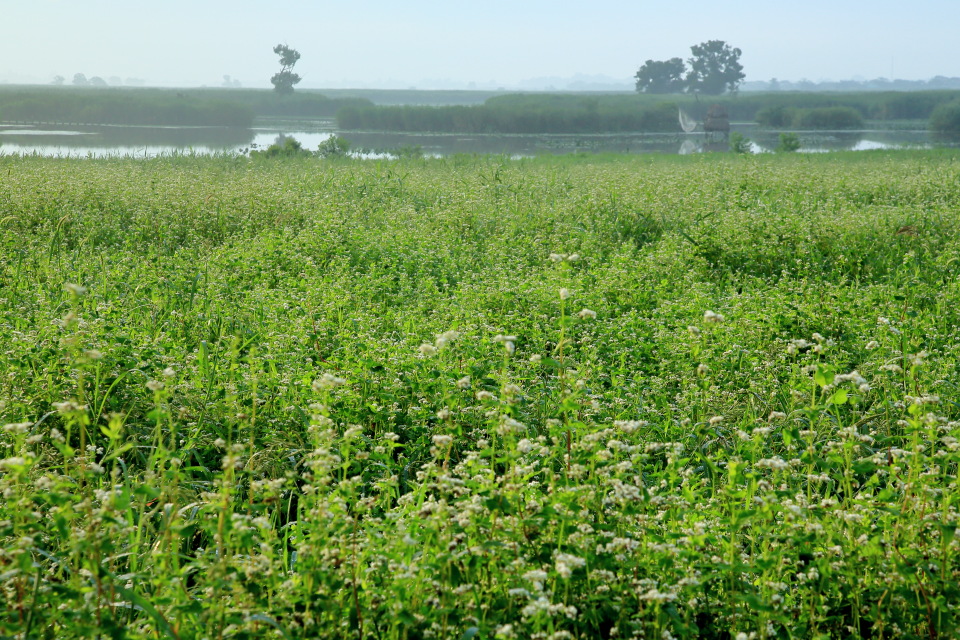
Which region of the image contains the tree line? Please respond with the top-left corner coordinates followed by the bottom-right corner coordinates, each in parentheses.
top-left (635, 40), bottom-right (745, 95)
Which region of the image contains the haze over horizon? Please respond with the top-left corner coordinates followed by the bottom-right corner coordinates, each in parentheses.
top-left (2, 1), bottom-right (958, 90)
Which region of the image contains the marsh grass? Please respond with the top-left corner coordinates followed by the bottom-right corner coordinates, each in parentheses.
top-left (2, 151), bottom-right (960, 638)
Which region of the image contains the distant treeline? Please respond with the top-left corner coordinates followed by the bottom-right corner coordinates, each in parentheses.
top-left (0, 87), bottom-right (373, 127)
top-left (337, 90), bottom-right (960, 134)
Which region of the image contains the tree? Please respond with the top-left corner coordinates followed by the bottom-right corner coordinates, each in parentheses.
top-left (634, 58), bottom-right (687, 94)
top-left (271, 44), bottom-right (302, 95)
top-left (72, 73), bottom-right (88, 86)
top-left (685, 40), bottom-right (745, 95)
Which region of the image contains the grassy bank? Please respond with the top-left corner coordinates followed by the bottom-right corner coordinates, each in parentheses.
top-left (0, 86), bottom-right (372, 127)
top-left (338, 90), bottom-right (960, 133)
top-left (2, 151), bottom-right (960, 638)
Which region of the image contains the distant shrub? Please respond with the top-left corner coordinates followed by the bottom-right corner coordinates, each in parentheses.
top-left (930, 99), bottom-right (960, 136)
top-left (792, 106), bottom-right (864, 129)
top-left (392, 144), bottom-right (424, 159)
top-left (316, 135), bottom-right (352, 158)
top-left (729, 132), bottom-right (752, 154)
top-left (252, 135), bottom-right (312, 158)
top-left (755, 105), bottom-right (794, 128)
top-left (776, 132), bottom-right (801, 152)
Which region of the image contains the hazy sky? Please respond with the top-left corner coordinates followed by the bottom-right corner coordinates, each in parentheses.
top-left (2, 1), bottom-right (958, 88)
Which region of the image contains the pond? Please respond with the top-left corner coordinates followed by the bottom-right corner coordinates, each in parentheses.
top-left (0, 119), bottom-right (945, 158)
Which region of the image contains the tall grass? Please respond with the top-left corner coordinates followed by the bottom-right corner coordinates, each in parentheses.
top-left (2, 151), bottom-right (960, 638)
top-left (0, 87), bottom-right (372, 127)
top-left (337, 90), bottom-right (960, 134)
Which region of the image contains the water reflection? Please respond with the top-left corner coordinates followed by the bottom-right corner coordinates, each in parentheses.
top-left (0, 124), bottom-right (256, 157)
top-left (0, 121), bottom-right (944, 158)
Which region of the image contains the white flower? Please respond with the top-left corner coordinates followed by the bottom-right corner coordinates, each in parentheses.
top-left (418, 343), bottom-right (438, 356)
top-left (64, 283), bottom-right (87, 296)
top-left (431, 434), bottom-right (453, 448)
top-left (566, 253), bottom-right (580, 262)
top-left (703, 310), bottom-right (724, 323)
top-left (554, 553), bottom-right (585, 579)
top-left (2, 422), bottom-right (30, 434)
top-left (146, 380), bottom-right (165, 392)
top-left (434, 330), bottom-right (460, 349)
top-left (312, 373), bottom-right (347, 390)
top-left (559, 288), bottom-right (571, 300)
top-left (497, 416), bottom-right (526, 435)
top-left (577, 308), bottom-right (596, 319)
top-left (456, 376), bottom-right (471, 389)
top-left (549, 253), bottom-right (566, 262)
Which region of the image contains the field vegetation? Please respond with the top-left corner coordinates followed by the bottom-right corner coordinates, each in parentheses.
top-left (0, 87), bottom-right (372, 127)
top-left (2, 150), bottom-right (960, 638)
top-left (337, 90), bottom-right (960, 134)
top-left (929, 99), bottom-right (960, 137)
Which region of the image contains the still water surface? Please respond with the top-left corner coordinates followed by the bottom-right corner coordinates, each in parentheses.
top-left (0, 119), bottom-right (941, 158)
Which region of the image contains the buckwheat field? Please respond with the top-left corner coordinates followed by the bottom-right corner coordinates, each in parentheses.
top-left (3, 150), bottom-right (960, 639)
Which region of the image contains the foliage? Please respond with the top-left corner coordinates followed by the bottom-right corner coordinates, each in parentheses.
top-left (792, 106), bottom-right (864, 129)
top-left (634, 41), bottom-right (744, 96)
top-left (3, 151), bottom-right (960, 638)
top-left (0, 87), bottom-right (370, 125)
top-left (776, 132), bottom-right (801, 152)
top-left (391, 143), bottom-right (425, 159)
top-left (729, 131), bottom-right (752, 153)
top-left (634, 57), bottom-right (687, 94)
top-left (930, 99), bottom-right (960, 136)
top-left (0, 88), bottom-right (254, 127)
top-left (340, 89), bottom-right (959, 135)
top-left (757, 105), bottom-right (865, 130)
top-left (755, 105), bottom-right (793, 128)
top-left (250, 134), bottom-right (313, 158)
top-left (686, 40), bottom-right (745, 95)
top-left (316, 135), bottom-right (352, 158)
top-left (271, 44), bottom-right (302, 95)
top-left (338, 97), bottom-right (677, 133)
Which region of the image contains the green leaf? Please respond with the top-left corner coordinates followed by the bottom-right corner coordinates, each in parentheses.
top-left (247, 614), bottom-right (293, 640)
top-left (461, 627), bottom-right (480, 640)
top-left (827, 389), bottom-right (848, 405)
top-left (814, 365), bottom-right (834, 388)
top-left (103, 577), bottom-right (178, 640)
top-left (939, 524), bottom-right (957, 547)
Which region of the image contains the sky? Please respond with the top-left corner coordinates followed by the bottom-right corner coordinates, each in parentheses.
top-left (2, 0), bottom-right (959, 89)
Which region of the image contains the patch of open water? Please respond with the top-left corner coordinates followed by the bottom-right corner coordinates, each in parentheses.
top-left (0, 120), bottom-right (945, 158)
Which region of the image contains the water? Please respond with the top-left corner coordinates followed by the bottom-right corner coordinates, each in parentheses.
top-left (0, 119), bottom-right (942, 158)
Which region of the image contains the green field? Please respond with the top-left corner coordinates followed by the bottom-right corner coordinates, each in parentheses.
top-left (3, 150), bottom-right (960, 638)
